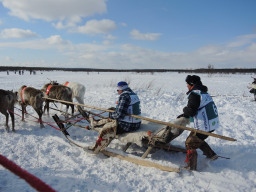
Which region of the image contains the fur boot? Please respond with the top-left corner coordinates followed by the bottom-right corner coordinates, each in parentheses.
top-left (199, 141), bottom-right (218, 160)
top-left (183, 149), bottom-right (198, 171)
top-left (91, 120), bottom-right (117, 154)
top-left (90, 117), bottom-right (111, 129)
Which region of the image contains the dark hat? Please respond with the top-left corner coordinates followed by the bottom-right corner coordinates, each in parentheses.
top-left (185, 75), bottom-right (201, 85)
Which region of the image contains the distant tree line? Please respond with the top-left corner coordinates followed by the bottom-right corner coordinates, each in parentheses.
top-left (0, 66), bottom-right (256, 74)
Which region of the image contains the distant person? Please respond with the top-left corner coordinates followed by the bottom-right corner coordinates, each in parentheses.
top-left (177, 75), bottom-right (220, 171)
top-left (249, 78), bottom-right (256, 101)
top-left (88, 81), bottom-right (141, 153)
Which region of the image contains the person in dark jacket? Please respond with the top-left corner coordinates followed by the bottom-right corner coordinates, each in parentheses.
top-left (178, 75), bottom-right (219, 170)
top-left (249, 78), bottom-right (256, 101)
top-left (88, 81), bottom-right (141, 153)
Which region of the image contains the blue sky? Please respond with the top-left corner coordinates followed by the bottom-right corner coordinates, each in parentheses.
top-left (0, 0), bottom-right (255, 69)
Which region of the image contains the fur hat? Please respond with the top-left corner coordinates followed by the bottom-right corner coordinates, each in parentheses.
top-left (185, 75), bottom-right (201, 85)
top-left (117, 81), bottom-right (129, 90)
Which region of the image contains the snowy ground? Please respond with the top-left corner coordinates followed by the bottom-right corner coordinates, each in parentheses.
top-left (0, 71), bottom-right (255, 192)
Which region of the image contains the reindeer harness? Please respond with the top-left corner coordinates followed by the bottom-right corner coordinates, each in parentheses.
top-left (45, 85), bottom-right (53, 95)
top-left (21, 86), bottom-right (28, 104)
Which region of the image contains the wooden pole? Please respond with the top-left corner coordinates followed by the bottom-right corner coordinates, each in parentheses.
top-left (101, 150), bottom-right (180, 172)
top-left (43, 97), bottom-right (237, 141)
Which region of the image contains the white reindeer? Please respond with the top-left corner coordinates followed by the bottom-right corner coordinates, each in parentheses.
top-left (62, 81), bottom-right (85, 105)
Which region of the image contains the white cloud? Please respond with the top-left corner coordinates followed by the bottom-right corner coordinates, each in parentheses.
top-left (120, 22), bottom-right (127, 27)
top-left (103, 34), bottom-right (117, 40)
top-left (0, 28), bottom-right (38, 39)
top-left (195, 45), bottom-right (222, 55)
top-left (76, 19), bottom-right (117, 34)
top-left (0, 32), bottom-right (255, 69)
top-left (227, 34), bottom-right (256, 48)
top-left (46, 35), bottom-right (70, 45)
top-left (0, 35), bottom-right (71, 50)
top-left (1, 0), bottom-right (107, 25)
top-left (52, 16), bottom-right (82, 29)
top-left (130, 29), bottom-right (161, 40)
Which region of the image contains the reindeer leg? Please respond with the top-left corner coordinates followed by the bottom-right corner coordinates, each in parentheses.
top-left (35, 107), bottom-right (44, 128)
top-left (75, 97), bottom-right (84, 112)
top-left (71, 104), bottom-right (74, 115)
top-left (65, 104), bottom-right (69, 119)
top-left (39, 112), bottom-right (44, 128)
top-left (75, 97), bottom-right (83, 105)
top-left (43, 101), bottom-right (50, 115)
top-left (21, 104), bottom-right (26, 121)
top-left (9, 110), bottom-right (15, 132)
top-left (4, 112), bottom-right (10, 132)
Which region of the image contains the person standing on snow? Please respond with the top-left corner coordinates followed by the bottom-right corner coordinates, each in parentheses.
top-left (89, 81), bottom-right (142, 153)
top-left (178, 75), bottom-right (219, 171)
top-left (249, 78), bottom-right (256, 101)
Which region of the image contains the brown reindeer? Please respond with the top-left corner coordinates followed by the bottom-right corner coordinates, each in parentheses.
top-left (0, 89), bottom-right (17, 132)
top-left (42, 83), bottom-right (74, 117)
top-left (17, 86), bottom-right (45, 128)
top-left (50, 80), bottom-right (85, 111)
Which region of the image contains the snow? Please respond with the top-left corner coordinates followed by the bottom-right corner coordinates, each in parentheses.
top-left (0, 71), bottom-right (256, 192)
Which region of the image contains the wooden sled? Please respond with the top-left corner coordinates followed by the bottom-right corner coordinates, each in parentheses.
top-left (59, 107), bottom-right (188, 157)
top-left (51, 107), bottom-right (187, 172)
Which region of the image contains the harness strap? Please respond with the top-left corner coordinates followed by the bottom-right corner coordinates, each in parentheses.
top-left (21, 86), bottom-right (28, 104)
top-left (45, 85), bottom-right (53, 95)
top-left (64, 82), bottom-right (69, 86)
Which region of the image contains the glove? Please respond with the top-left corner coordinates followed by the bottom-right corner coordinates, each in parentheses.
top-left (177, 114), bottom-right (189, 118)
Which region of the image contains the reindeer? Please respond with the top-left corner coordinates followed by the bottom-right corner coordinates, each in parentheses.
top-left (50, 80), bottom-right (85, 111)
top-left (17, 86), bottom-right (45, 128)
top-left (42, 83), bottom-right (74, 117)
top-left (0, 89), bottom-right (17, 132)
top-left (62, 81), bottom-right (85, 105)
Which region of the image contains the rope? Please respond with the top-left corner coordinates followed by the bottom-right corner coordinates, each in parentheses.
top-left (0, 154), bottom-right (56, 192)
top-left (13, 107), bottom-right (88, 124)
top-left (8, 106), bottom-right (103, 149)
top-left (10, 108), bottom-right (61, 131)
